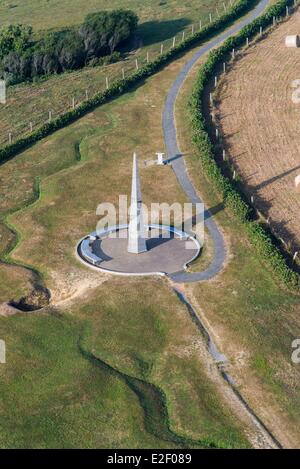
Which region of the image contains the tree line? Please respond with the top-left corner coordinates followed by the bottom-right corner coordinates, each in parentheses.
top-left (0, 9), bottom-right (138, 85)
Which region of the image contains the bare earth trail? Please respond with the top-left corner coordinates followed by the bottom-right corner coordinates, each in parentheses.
top-left (163, 0), bottom-right (269, 283)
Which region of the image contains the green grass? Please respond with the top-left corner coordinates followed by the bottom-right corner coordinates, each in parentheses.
top-left (0, 0), bottom-right (225, 33)
top-left (0, 312), bottom-right (166, 449)
top-left (2, 1), bottom-right (300, 447)
top-left (0, 279), bottom-right (249, 448)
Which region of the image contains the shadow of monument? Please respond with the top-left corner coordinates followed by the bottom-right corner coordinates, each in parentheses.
top-left (147, 232), bottom-right (175, 250)
top-left (93, 239), bottom-right (113, 261)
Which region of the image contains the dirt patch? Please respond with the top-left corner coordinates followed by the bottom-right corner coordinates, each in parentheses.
top-left (50, 267), bottom-right (109, 307)
top-left (10, 285), bottom-right (51, 312)
top-left (0, 302), bottom-right (20, 317)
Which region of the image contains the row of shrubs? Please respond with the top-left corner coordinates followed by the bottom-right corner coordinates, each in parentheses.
top-left (189, 0), bottom-right (299, 289)
top-left (0, 0), bottom-right (259, 164)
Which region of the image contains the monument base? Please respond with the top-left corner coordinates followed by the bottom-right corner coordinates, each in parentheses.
top-left (77, 225), bottom-right (201, 277)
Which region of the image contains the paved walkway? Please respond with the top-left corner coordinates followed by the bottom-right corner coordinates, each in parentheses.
top-left (163, 0), bottom-right (269, 283)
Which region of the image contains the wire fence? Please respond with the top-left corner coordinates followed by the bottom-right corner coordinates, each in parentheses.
top-left (208, 1), bottom-right (300, 263)
top-left (0, 0), bottom-right (237, 147)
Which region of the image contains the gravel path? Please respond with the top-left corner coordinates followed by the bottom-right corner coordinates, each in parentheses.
top-left (163, 0), bottom-right (269, 283)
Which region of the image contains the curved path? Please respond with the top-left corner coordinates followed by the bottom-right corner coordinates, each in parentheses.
top-left (163, 0), bottom-right (269, 283)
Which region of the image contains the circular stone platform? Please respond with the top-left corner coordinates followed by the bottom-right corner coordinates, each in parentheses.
top-left (77, 225), bottom-right (200, 276)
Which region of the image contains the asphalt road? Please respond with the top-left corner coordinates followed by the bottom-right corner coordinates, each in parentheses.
top-left (162, 0), bottom-right (269, 283)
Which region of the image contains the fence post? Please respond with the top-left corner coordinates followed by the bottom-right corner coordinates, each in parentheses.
top-left (293, 251), bottom-right (298, 262)
top-left (260, 26), bottom-right (263, 36)
top-left (85, 89), bottom-right (89, 99)
top-left (232, 48), bottom-right (235, 59)
top-left (214, 75), bottom-right (217, 87)
top-left (182, 31), bottom-right (185, 41)
top-left (29, 122), bottom-right (33, 132)
top-left (160, 43), bottom-right (164, 55)
top-left (222, 149), bottom-right (226, 161)
top-left (286, 5), bottom-right (289, 16)
top-left (172, 36), bottom-right (176, 48)
top-left (48, 110), bottom-right (52, 123)
top-left (199, 20), bottom-right (202, 30)
top-left (209, 13), bottom-right (212, 23)
top-left (246, 37), bottom-right (249, 46)
top-left (72, 97), bottom-right (75, 109)
top-left (8, 132), bottom-right (12, 144)
top-left (223, 62), bottom-right (226, 73)
top-left (106, 76), bottom-right (109, 89)
top-left (191, 24), bottom-right (194, 35)
top-left (209, 92), bottom-right (213, 104)
top-left (135, 58), bottom-right (139, 70)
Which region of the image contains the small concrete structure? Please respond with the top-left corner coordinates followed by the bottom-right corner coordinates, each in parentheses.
top-left (295, 174), bottom-right (300, 192)
top-left (285, 35), bottom-right (300, 47)
top-left (156, 152), bottom-right (165, 165)
top-left (127, 153), bottom-right (148, 254)
top-left (81, 238), bottom-right (102, 266)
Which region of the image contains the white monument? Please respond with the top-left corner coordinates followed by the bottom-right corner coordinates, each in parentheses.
top-left (156, 152), bottom-right (165, 165)
top-left (128, 153), bottom-right (148, 254)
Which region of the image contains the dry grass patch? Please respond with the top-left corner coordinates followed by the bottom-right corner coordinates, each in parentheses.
top-left (215, 11), bottom-right (300, 252)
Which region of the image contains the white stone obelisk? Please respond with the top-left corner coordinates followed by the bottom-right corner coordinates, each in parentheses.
top-left (128, 153), bottom-right (147, 254)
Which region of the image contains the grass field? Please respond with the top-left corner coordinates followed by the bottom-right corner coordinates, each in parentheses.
top-left (0, 0), bottom-right (225, 32)
top-left (0, 278), bottom-right (251, 448)
top-left (1, 0), bottom-right (300, 449)
top-left (0, 40), bottom-right (254, 448)
top-left (214, 11), bottom-right (300, 254)
top-left (0, 0), bottom-right (226, 145)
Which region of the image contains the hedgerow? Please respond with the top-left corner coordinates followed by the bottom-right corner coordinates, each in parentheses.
top-left (0, 0), bottom-right (258, 163)
top-left (189, 0), bottom-right (299, 289)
